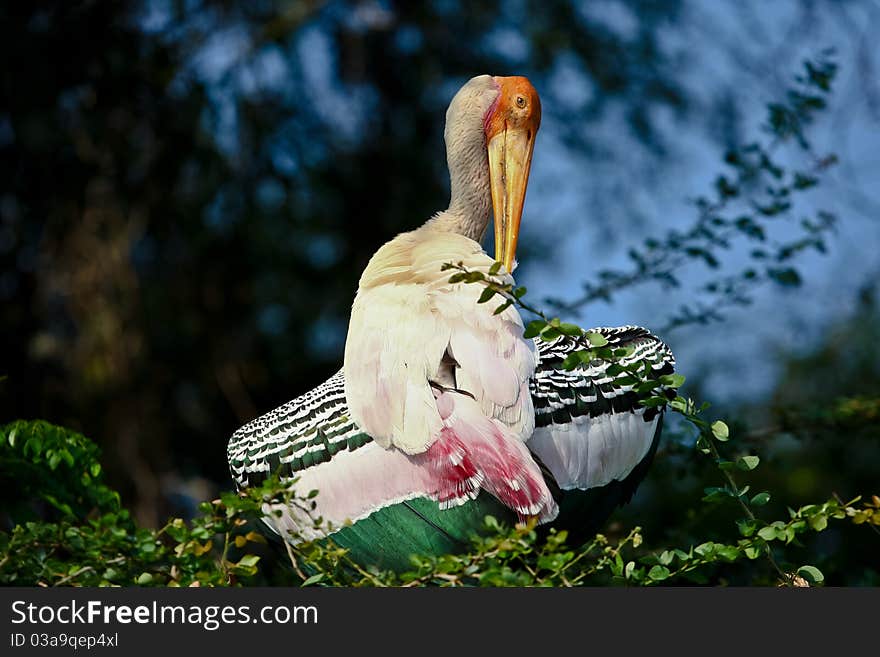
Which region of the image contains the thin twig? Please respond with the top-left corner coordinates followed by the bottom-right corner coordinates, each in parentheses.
top-left (706, 440), bottom-right (792, 585)
top-left (53, 566), bottom-right (94, 587)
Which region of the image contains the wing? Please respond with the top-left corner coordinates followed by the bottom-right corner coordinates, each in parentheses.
top-left (227, 370), bottom-right (434, 541)
top-left (528, 326), bottom-right (675, 490)
top-left (227, 370), bottom-right (362, 492)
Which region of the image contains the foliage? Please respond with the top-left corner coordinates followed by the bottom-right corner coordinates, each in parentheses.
top-left (1, 418), bottom-right (877, 587)
top-left (0, 420), bottom-right (271, 586)
top-left (0, 420), bottom-right (117, 525)
top-left (546, 50), bottom-right (840, 333)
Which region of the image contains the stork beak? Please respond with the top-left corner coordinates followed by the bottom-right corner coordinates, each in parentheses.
top-left (488, 127), bottom-right (535, 273)
top-left (485, 76), bottom-right (540, 274)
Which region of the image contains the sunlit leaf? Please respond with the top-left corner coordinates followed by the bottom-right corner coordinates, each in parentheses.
top-left (796, 565), bottom-right (824, 586)
top-left (711, 420), bottom-right (730, 441)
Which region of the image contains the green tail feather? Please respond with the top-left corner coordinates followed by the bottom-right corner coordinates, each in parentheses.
top-left (324, 494), bottom-right (516, 573)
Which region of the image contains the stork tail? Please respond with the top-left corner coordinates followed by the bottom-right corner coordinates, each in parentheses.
top-left (417, 388), bottom-right (558, 522)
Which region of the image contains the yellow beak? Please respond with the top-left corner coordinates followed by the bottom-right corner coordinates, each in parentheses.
top-left (488, 126), bottom-right (536, 273)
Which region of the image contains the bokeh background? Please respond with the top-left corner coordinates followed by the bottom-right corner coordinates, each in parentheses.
top-left (2, 1), bottom-right (878, 581)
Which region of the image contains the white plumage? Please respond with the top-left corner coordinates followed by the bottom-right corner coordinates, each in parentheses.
top-left (529, 410), bottom-right (658, 490)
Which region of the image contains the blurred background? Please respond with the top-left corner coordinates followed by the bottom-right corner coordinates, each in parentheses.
top-left (2, 1), bottom-right (878, 581)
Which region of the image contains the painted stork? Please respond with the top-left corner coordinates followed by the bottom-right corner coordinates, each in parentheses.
top-left (227, 75), bottom-right (675, 571)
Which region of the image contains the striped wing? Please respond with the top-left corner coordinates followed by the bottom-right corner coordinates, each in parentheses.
top-left (227, 325), bottom-right (675, 552)
top-left (529, 325), bottom-right (675, 491)
top-left (227, 370), bottom-right (366, 492)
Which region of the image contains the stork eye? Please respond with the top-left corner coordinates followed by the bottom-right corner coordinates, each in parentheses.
top-left (515, 95), bottom-right (527, 109)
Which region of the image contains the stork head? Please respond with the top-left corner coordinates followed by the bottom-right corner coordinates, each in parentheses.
top-left (484, 76), bottom-right (541, 273)
top-left (444, 75), bottom-right (541, 272)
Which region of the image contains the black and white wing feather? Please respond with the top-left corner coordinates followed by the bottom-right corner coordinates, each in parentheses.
top-left (227, 370), bottom-right (370, 491)
top-left (528, 325), bottom-right (675, 491)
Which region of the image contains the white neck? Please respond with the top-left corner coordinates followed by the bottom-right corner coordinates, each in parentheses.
top-left (422, 86), bottom-right (494, 243)
top-left (422, 145), bottom-right (492, 242)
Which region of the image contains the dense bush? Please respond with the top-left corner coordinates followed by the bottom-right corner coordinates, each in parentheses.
top-left (1, 411), bottom-right (877, 587)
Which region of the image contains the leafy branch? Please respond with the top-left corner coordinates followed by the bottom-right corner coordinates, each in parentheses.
top-left (3, 404), bottom-right (877, 587)
top-left (0, 420), bottom-right (378, 586)
top-left (546, 51), bottom-right (839, 333)
top-left (443, 259), bottom-right (684, 397)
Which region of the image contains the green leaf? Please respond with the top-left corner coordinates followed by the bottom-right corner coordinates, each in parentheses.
top-left (715, 545), bottom-right (741, 562)
top-left (702, 487), bottom-right (733, 503)
top-left (585, 332), bottom-right (609, 347)
top-left (493, 300), bottom-right (513, 315)
top-left (737, 519), bottom-right (758, 537)
top-left (136, 573), bottom-right (153, 585)
top-left (523, 320), bottom-right (547, 339)
top-left (809, 514), bottom-right (828, 531)
top-left (488, 261), bottom-right (502, 275)
top-left (751, 492), bottom-right (771, 506)
top-left (694, 435), bottom-right (712, 454)
top-left (477, 287), bottom-right (496, 304)
top-left (648, 565), bottom-right (670, 581)
top-left (737, 455), bottom-right (760, 471)
top-left (560, 350), bottom-right (593, 371)
top-left (237, 555), bottom-right (260, 568)
top-left (60, 449), bottom-right (74, 467)
top-left (558, 322), bottom-right (582, 337)
top-left (694, 542), bottom-right (716, 558)
top-left (767, 267), bottom-right (802, 287)
top-left (659, 373), bottom-right (686, 388)
top-left (90, 462), bottom-right (102, 477)
top-left (793, 173), bottom-right (818, 190)
top-left (797, 565), bottom-right (824, 585)
top-left (540, 327), bottom-right (561, 341)
top-left (301, 573), bottom-right (325, 586)
top-left (711, 420), bottom-right (730, 441)
top-left (757, 526), bottom-right (778, 541)
top-left (744, 545), bottom-right (762, 560)
top-left (613, 552), bottom-right (624, 575)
